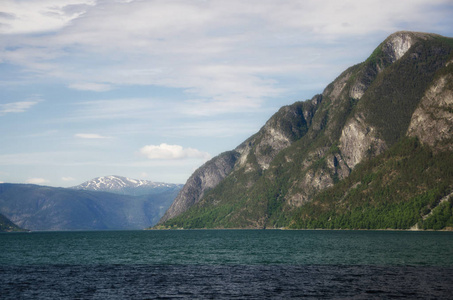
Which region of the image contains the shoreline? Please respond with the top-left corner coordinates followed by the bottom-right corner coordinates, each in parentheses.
top-left (147, 226), bottom-right (453, 232)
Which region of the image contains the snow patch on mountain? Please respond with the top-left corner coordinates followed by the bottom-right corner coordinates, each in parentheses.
top-left (72, 175), bottom-right (183, 196)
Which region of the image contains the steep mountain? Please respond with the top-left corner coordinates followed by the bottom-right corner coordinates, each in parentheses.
top-left (0, 212), bottom-right (27, 232)
top-left (157, 31), bottom-right (453, 230)
top-left (0, 183), bottom-right (179, 230)
top-left (72, 175), bottom-right (182, 196)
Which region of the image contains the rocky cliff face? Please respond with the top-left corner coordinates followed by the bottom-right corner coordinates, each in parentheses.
top-left (159, 151), bottom-right (240, 223)
top-left (407, 71), bottom-right (453, 152)
top-left (158, 31), bottom-right (453, 229)
top-left (237, 99), bottom-right (318, 171)
top-left (337, 32), bottom-right (436, 169)
top-left (273, 31), bottom-right (435, 208)
top-left (160, 100), bottom-right (319, 223)
top-left (339, 115), bottom-right (387, 169)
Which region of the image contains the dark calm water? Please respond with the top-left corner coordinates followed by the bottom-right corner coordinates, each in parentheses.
top-left (1, 230), bottom-right (452, 299)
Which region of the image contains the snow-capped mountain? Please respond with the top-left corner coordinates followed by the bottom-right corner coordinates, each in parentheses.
top-left (72, 175), bottom-right (183, 196)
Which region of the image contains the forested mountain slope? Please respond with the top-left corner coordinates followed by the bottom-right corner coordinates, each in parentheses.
top-left (158, 31), bottom-right (453, 230)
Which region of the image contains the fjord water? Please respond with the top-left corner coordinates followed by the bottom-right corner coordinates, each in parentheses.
top-left (1, 230), bottom-right (453, 299)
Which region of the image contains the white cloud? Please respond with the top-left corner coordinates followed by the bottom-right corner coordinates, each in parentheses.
top-left (139, 172), bottom-right (149, 179)
top-left (62, 176), bottom-right (75, 182)
top-left (0, 101), bottom-right (40, 115)
top-left (26, 177), bottom-right (49, 185)
top-left (0, 0), bottom-right (95, 34)
top-left (68, 82), bottom-right (112, 92)
top-left (140, 143), bottom-right (211, 160)
top-left (75, 133), bottom-right (111, 139)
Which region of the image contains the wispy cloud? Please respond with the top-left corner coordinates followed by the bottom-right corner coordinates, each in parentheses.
top-left (139, 143), bottom-right (211, 160)
top-left (69, 98), bottom-right (159, 121)
top-left (62, 176), bottom-right (75, 182)
top-left (0, 0), bottom-right (94, 34)
top-left (0, 101), bottom-right (40, 115)
top-left (3, 1), bottom-right (451, 115)
top-left (26, 177), bottom-right (49, 185)
top-left (75, 133), bottom-right (111, 139)
top-left (68, 82), bottom-right (112, 92)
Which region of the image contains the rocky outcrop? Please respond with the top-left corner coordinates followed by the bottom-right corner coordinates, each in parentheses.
top-left (236, 99), bottom-right (318, 170)
top-left (339, 115), bottom-right (387, 169)
top-left (338, 31), bottom-right (446, 168)
top-left (159, 151), bottom-right (240, 223)
top-left (346, 32), bottom-right (413, 100)
top-left (383, 31), bottom-right (414, 62)
top-left (348, 31), bottom-right (432, 101)
top-left (407, 73), bottom-right (453, 152)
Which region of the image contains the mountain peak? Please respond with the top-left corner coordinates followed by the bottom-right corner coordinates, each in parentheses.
top-left (383, 31), bottom-right (414, 62)
top-left (381, 31), bottom-right (439, 63)
top-left (72, 175), bottom-right (182, 196)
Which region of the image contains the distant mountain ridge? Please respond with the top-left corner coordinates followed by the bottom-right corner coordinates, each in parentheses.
top-left (72, 175), bottom-right (183, 196)
top-left (0, 175), bottom-right (182, 230)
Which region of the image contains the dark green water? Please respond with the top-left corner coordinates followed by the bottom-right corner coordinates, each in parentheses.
top-left (1, 229), bottom-right (452, 266)
top-left (1, 230), bottom-right (453, 299)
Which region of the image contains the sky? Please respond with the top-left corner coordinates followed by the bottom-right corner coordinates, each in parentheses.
top-left (1, 0), bottom-right (452, 187)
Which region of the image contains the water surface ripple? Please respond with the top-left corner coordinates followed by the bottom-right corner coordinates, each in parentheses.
top-left (1, 230), bottom-right (452, 299)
